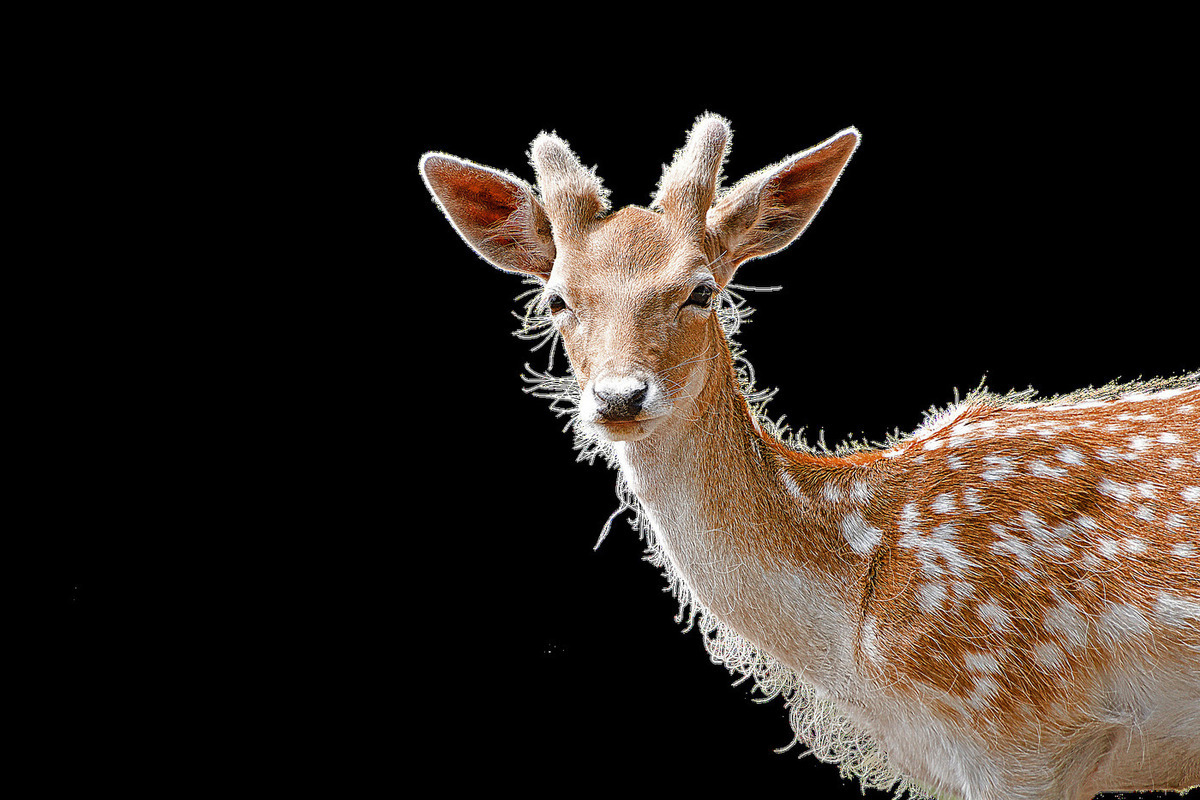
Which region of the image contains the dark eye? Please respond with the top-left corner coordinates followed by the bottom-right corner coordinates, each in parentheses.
top-left (546, 293), bottom-right (567, 314)
top-left (685, 284), bottom-right (715, 309)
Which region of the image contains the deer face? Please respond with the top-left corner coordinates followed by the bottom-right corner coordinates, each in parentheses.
top-left (420, 114), bottom-right (858, 443)
top-left (541, 207), bottom-right (722, 442)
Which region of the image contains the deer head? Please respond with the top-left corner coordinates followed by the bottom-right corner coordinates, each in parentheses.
top-left (420, 114), bottom-right (858, 443)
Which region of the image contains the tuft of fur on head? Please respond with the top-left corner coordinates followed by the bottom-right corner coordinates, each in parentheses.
top-left (529, 131), bottom-right (611, 243)
top-left (652, 112), bottom-right (732, 234)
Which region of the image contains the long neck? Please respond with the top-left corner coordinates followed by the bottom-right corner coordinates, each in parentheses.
top-left (612, 325), bottom-right (875, 691)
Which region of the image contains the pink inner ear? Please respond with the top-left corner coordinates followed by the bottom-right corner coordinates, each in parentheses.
top-left (774, 161), bottom-right (837, 208)
top-left (773, 136), bottom-right (859, 210)
top-left (445, 172), bottom-right (522, 231)
top-left (423, 154), bottom-right (556, 277)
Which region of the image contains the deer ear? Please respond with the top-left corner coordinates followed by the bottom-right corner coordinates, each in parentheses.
top-left (420, 153), bottom-right (556, 279)
top-left (707, 128), bottom-right (859, 280)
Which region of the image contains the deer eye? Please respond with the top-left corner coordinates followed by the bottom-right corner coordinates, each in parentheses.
top-left (685, 283), bottom-right (715, 309)
top-left (545, 293), bottom-right (568, 314)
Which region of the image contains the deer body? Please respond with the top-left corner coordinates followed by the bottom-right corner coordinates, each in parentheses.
top-left (616, 319), bottom-right (1200, 800)
top-left (420, 115), bottom-right (1200, 800)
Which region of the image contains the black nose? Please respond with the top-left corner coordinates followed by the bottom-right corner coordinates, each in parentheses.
top-left (594, 380), bottom-right (648, 420)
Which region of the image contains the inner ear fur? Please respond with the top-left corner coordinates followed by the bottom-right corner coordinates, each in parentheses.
top-left (707, 128), bottom-right (859, 279)
top-left (419, 153), bottom-right (556, 278)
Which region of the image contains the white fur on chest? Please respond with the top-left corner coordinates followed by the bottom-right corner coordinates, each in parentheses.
top-left (614, 441), bottom-right (863, 699)
top-left (616, 441), bottom-right (1018, 798)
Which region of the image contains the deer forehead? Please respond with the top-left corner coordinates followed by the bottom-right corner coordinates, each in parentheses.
top-left (548, 207), bottom-right (713, 299)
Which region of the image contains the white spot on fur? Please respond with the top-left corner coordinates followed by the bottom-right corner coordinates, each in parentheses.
top-left (902, 523), bottom-right (972, 578)
top-left (850, 480), bottom-right (872, 504)
top-left (1098, 537), bottom-right (1121, 559)
top-left (1033, 640), bottom-right (1067, 671)
top-left (1182, 486), bottom-right (1200, 504)
top-left (966, 675), bottom-right (1001, 709)
top-left (991, 524), bottom-right (1037, 569)
top-left (1154, 593), bottom-right (1200, 625)
top-left (1029, 460), bottom-right (1067, 479)
top-left (1043, 599), bottom-right (1089, 650)
top-left (976, 599), bottom-right (1013, 633)
top-left (1056, 446), bottom-right (1084, 466)
top-left (780, 469), bottom-right (810, 504)
top-left (1099, 603), bottom-right (1151, 643)
top-left (840, 510), bottom-right (883, 555)
top-left (917, 582), bottom-right (948, 613)
top-left (1171, 541), bottom-right (1196, 556)
top-left (1158, 432), bottom-right (1182, 445)
top-left (963, 650), bottom-right (1002, 675)
top-left (1018, 511), bottom-right (1072, 561)
top-left (822, 483), bottom-right (842, 503)
top-left (931, 493), bottom-right (957, 514)
top-left (962, 487), bottom-right (985, 514)
top-left (1098, 479), bottom-right (1133, 503)
top-left (980, 456), bottom-right (1015, 482)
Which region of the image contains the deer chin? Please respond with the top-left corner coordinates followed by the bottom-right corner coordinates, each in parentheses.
top-left (588, 415), bottom-right (664, 443)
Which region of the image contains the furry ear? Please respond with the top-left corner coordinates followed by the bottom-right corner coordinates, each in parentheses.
top-left (708, 128), bottom-right (859, 282)
top-left (420, 153), bottom-right (556, 279)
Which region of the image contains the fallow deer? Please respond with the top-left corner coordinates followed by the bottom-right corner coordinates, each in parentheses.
top-left (419, 114), bottom-right (1200, 800)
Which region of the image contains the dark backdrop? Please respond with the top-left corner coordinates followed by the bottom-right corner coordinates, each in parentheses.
top-left (50, 32), bottom-right (1195, 797)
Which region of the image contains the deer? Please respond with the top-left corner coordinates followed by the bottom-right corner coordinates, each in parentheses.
top-left (418, 114), bottom-right (1200, 800)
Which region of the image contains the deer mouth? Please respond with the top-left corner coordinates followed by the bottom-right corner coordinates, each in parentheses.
top-left (591, 416), bottom-right (661, 442)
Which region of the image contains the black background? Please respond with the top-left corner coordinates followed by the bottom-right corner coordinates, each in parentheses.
top-left (46, 20), bottom-right (1197, 798)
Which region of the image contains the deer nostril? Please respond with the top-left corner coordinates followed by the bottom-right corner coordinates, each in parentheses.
top-left (594, 379), bottom-right (649, 420)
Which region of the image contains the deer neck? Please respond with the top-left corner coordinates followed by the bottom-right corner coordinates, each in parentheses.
top-left (611, 328), bottom-right (867, 691)
top-left (612, 333), bottom-right (753, 507)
